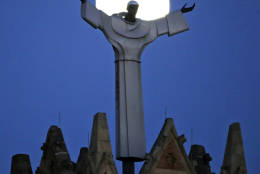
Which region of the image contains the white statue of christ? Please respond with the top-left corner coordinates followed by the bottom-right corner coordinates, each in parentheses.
top-left (80, 0), bottom-right (194, 161)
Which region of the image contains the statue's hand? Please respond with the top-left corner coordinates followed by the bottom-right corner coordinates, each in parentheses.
top-left (181, 3), bottom-right (195, 13)
top-left (80, 0), bottom-right (86, 3)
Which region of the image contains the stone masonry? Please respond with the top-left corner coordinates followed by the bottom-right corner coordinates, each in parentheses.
top-left (220, 123), bottom-right (247, 174)
top-left (10, 113), bottom-right (247, 174)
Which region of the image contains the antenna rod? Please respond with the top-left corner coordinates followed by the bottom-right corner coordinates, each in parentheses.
top-left (58, 112), bottom-right (61, 126)
top-left (164, 106), bottom-right (168, 119)
top-left (191, 128), bottom-right (194, 145)
top-left (88, 132), bottom-right (90, 146)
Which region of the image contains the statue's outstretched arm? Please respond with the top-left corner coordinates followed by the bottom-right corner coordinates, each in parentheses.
top-left (80, 0), bottom-right (107, 29)
top-left (181, 3), bottom-right (195, 13)
top-left (154, 3), bottom-right (195, 37)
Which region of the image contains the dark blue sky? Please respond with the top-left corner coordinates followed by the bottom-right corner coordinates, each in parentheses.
top-left (0, 0), bottom-right (259, 173)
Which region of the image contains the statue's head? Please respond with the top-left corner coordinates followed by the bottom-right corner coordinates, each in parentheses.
top-left (125, 1), bottom-right (139, 23)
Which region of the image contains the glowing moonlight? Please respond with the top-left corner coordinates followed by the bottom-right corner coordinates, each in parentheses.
top-left (96, 0), bottom-right (170, 20)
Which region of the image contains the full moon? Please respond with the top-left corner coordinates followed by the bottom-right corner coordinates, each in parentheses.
top-left (96, 0), bottom-right (170, 20)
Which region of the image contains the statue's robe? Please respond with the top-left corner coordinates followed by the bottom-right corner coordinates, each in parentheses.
top-left (81, 1), bottom-right (189, 161)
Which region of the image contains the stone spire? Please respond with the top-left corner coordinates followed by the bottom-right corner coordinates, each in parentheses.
top-left (189, 144), bottom-right (214, 174)
top-left (140, 118), bottom-right (196, 174)
top-left (10, 154), bottom-right (33, 174)
top-left (75, 147), bottom-right (94, 174)
top-left (220, 122), bottom-right (247, 174)
top-left (88, 112), bottom-right (118, 174)
top-left (89, 113), bottom-right (113, 164)
top-left (36, 125), bottom-right (75, 174)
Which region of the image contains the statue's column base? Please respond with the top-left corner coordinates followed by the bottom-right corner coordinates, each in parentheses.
top-left (123, 161), bottom-right (135, 174)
